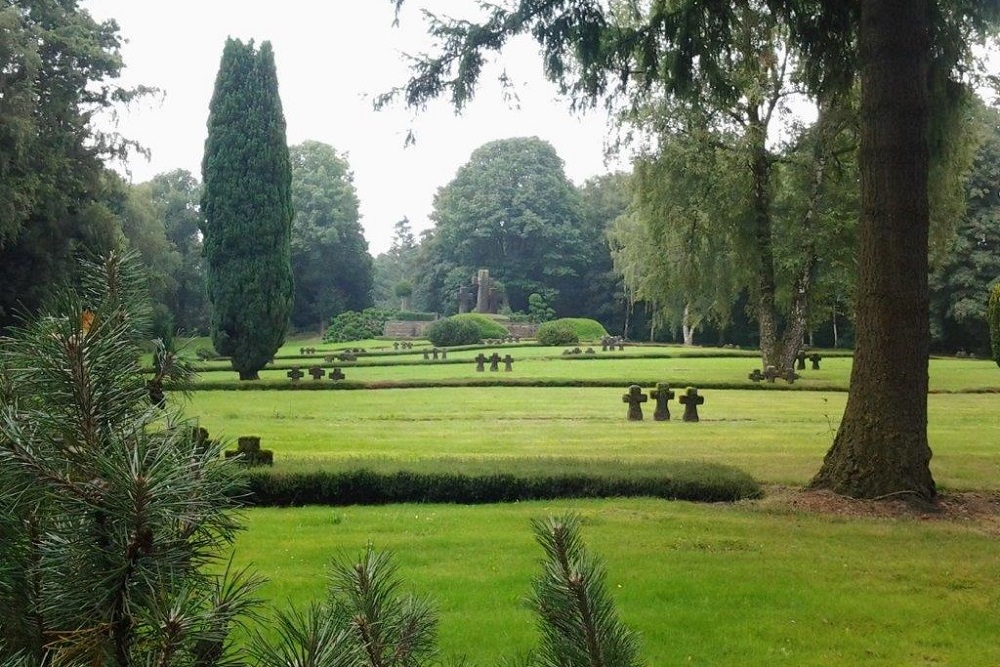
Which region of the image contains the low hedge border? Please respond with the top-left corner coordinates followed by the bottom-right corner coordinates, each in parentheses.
top-left (240, 466), bottom-right (763, 506)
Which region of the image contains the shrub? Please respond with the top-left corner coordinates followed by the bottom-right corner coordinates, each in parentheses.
top-left (553, 317), bottom-right (609, 341)
top-left (989, 283), bottom-right (1000, 368)
top-left (324, 308), bottom-right (396, 342)
top-left (425, 317), bottom-right (482, 347)
top-left (450, 313), bottom-right (510, 340)
top-left (536, 320), bottom-right (579, 346)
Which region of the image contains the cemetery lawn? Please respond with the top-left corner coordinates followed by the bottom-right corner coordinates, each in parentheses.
top-left (185, 388), bottom-right (1000, 490)
top-left (189, 352), bottom-right (1000, 393)
top-left (231, 497), bottom-right (1000, 666)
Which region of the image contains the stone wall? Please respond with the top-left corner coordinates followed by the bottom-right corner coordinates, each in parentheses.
top-left (383, 320), bottom-right (435, 339)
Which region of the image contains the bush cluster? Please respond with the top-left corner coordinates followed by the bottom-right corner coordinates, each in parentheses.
top-left (241, 467), bottom-right (762, 506)
top-left (425, 317), bottom-right (482, 346)
top-left (324, 308), bottom-right (396, 342)
top-left (451, 313), bottom-right (510, 339)
top-left (536, 320), bottom-right (579, 346)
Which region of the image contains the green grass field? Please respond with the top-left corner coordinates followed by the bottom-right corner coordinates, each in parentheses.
top-left (172, 343), bottom-right (1000, 665)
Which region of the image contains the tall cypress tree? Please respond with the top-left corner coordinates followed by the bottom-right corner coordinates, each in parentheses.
top-left (201, 39), bottom-right (294, 380)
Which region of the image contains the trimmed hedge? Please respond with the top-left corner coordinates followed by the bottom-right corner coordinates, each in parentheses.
top-left (240, 465), bottom-right (762, 506)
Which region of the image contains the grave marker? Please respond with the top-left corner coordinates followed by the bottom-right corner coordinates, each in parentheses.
top-left (475, 353), bottom-right (487, 372)
top-left (503, 354), bottom-right (514, 371)
top-left (308, 366), bottom-right (326, 381)
top-left (489, 352), bottom-right (501, 372)
top-left (650, 383), bottom-right (675, 421)
top-left (679, 387), bottom-right (704, 422)
top-left (622, 384), bottom-right (648, 421)
top-left (286, 368), bottom-right (304, 383)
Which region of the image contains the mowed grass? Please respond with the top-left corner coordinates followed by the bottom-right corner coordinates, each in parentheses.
top-left (231, 498), bottom-right (1000, 666)
top-left (190, 352), bottom-right (1000, 393)
top-left (184, 387), bottom-right (1000, 490)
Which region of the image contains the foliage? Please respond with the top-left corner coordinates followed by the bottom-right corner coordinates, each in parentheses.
top-left (395, 311), bottom-right (437, 322)
top-left (528, 293), bottom-right (555, 323)
top-left (416, 137), bottom-right (589, 314)
top-left (451, 313), bottom-right (510, 340)
top-left (141, 169), bottom-right (210, 333)
top-left (201, 38), bottom-right (293, 380)
top-left (553, 318), bottom-right (609, 342)
top-left (242, 464), bottom-right (761, 506)
top-left (988, 284), bottom-right (1000, 368)
top-left (929, 102), bottom-right (1000, 354)
top-left (250, 546), bottom-right (439, 667)
top-left (536, 321), bottom-right (579, 346)
top-left (0, 251), bottom-right (260, 666)
top-left (0, 0), bottom-right (147, 327)
top-left (324, 308), bottom-right (396, 343)
top-left (525, 514), bottom-right (643, 667)
top-left (373, 218), bottom-right (420, 309)
top-left (425, 317), bottom-right (482, 347)
top-left (290, 140), bottom-right (373, 332)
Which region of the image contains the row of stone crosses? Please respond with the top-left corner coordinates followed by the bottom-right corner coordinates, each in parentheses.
top-left (475, 352), bottom-right (514, 372)
top-left (287, 366), bottom-right (346, 382)
top-left (748, 352), bottom-right (823, 384)
top-left (623, 383), bottom-right (704, 422)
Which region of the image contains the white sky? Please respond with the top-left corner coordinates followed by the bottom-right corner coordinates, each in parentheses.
top-left (83, 1), bottom-right (621, 255)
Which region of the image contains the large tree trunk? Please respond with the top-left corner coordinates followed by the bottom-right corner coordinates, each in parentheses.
top-left (810, 0), bottom-right (935, 501)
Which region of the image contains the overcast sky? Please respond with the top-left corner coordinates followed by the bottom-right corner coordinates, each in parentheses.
top-left (83, 1), bottom-right (622, 254)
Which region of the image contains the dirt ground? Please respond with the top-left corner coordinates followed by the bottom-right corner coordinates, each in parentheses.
top-left (754, 486), bottom-right (1000, 534)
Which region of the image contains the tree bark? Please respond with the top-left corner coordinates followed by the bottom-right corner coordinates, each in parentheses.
top-left (811, 0), bottom-right (935, 500)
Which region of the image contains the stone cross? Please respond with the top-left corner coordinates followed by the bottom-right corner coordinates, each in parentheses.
top-left (475, 353), bottom-right (487, 372)
top-left (782, 368), bottom-right (799, 384)
top-left (324, 355), bottom-right (334, 364)
top-left (394, 341), bottom-right (400, 350)
top-left (286, 367), bottom-right (304, 383)
top-left (585, 347), bottom-right (596, 354)
top-left (622, 385), bottom-right (648, 421)
top-left (308, 366), bottom-right (326, 381)
top-left (503, 354), bottom-right (514, 371)
top-left (441, 349), bottom-right (447, 359)
top-left (330, 367), bottom-right (345, 381)
top-left (809, 353), bottom-right (822, 370)
top-left (796, 352), bottom-right (806, 370)
top-left (763, 365), bottom-right (779, 383)
top-left (489, 352), bottom-right (501, 372)
top-left (423, 350), bottom-right (430, 360)
top-left (432, 348), bottom-right (439, 360)
top-left (650, 383), bottom-right (675, 421)
top-left (679, 387), bottom-right (704, 422)
top-left (748, 369), bottom-right (764, 383)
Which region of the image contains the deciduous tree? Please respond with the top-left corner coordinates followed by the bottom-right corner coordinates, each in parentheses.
top-left (289, 141), bottom-right (373, 332)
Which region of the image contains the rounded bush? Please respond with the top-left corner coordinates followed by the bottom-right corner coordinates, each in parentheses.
top-left (449, 313), bottom-right (510, 340)
top-left (553, 318), bottom-right (609, 341)
top-left (425, 317), bottom-right (482, 347)
top-left (536, 321), bottom-right (579, 346)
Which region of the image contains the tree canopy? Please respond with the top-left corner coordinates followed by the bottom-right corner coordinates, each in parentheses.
top-left (0, 0), bottom-right (144, 327)
top-left (201, 38), bottom-right (294, 380)
top-left (419, 137), bottom-right (588, 315)
top-left (289, 140), bottom-right (373, 332)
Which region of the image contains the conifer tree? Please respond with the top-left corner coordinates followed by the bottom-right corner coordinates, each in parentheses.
top-left (201, 38), bottom-right (294, 380)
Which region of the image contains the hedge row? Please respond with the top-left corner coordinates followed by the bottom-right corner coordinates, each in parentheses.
top-left (240, 467), bottom-right (762, 506)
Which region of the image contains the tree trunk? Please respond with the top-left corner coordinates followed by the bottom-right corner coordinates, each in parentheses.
top-left (682, 303), bottom-right (695, 346)
top-left (747, 112), bottom-right (784, 369)
top-left (810, 0), bottom-right (935, 501)
top-left (238, 369), bottom-right (260, 381)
